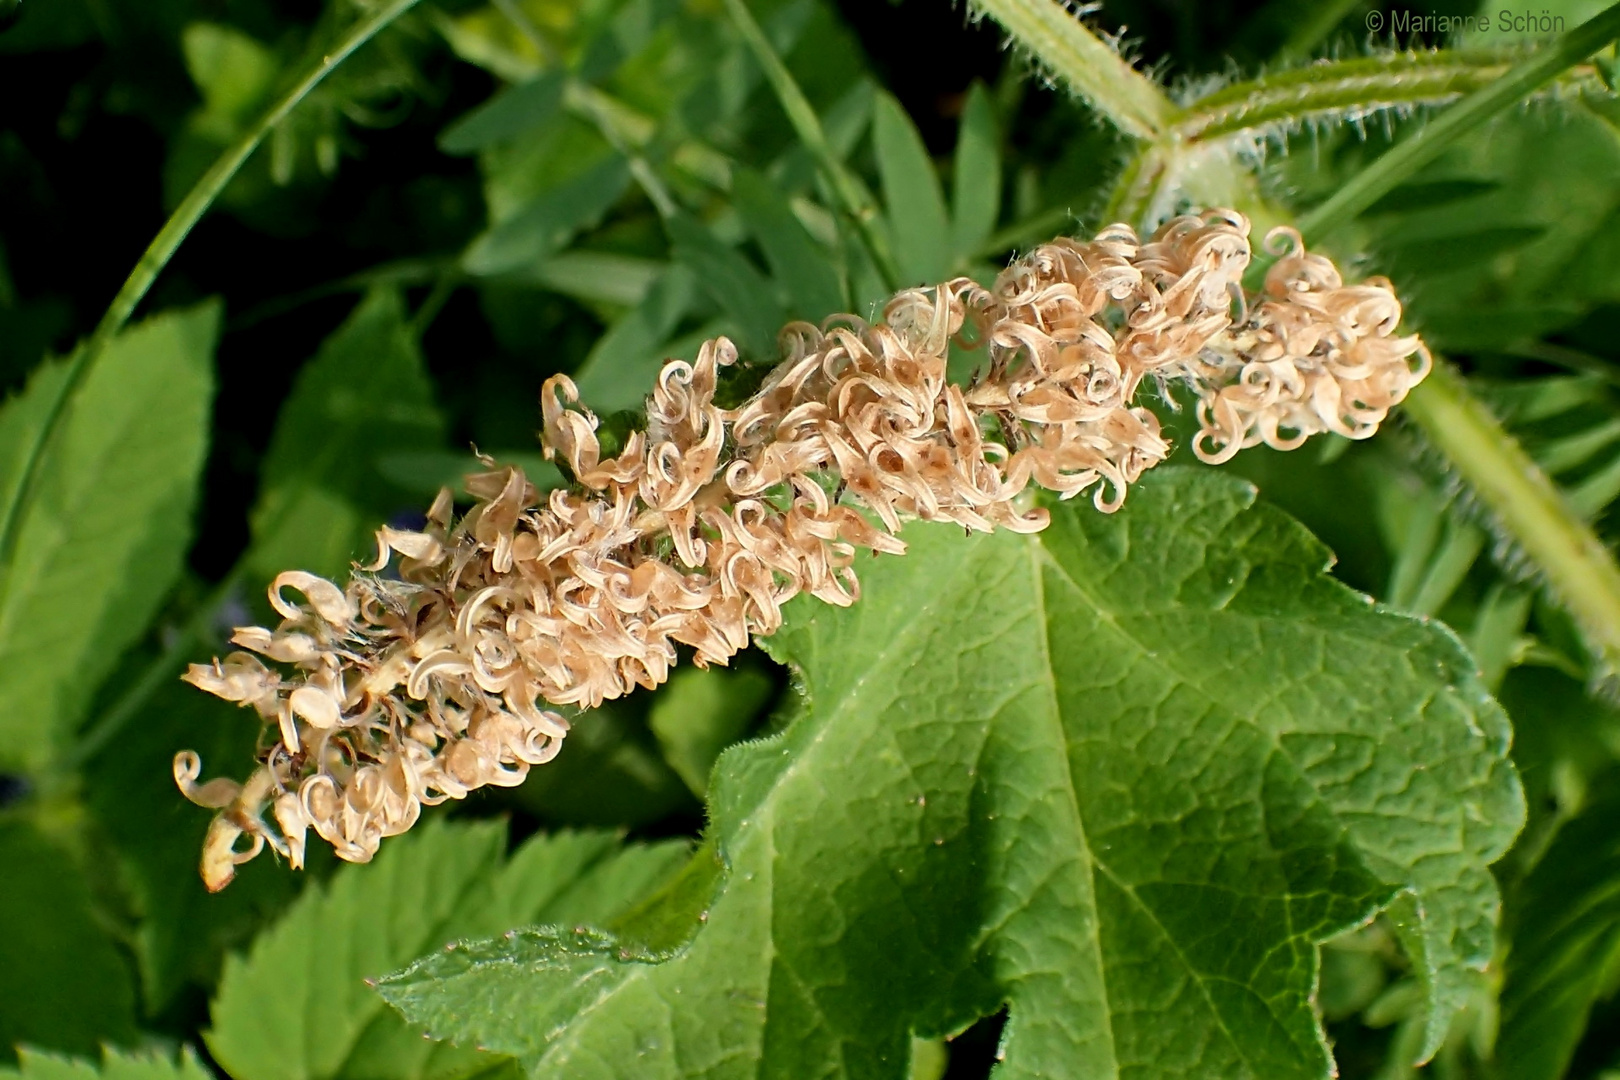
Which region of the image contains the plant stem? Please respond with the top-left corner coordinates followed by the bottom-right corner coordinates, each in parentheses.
top-left (1172, 51), bottom-right (1588, 144)
top-left (0, 0), bottom-right (424, 571)
top-left (1298, 1), bottom-right (1620, 239)
top-left (1100, 144), bottom-right (1165, 226)
top-left (997, 0), bottom-right (1620, 684)
top-left (1287, 5), bottom-right (1620, 681)
top-left (1403, 363), bottom-right (1620, 677)
top-left (720, 0), bottom-right (900, 289)
top-left (970, 0), bottom-right (1172, 140)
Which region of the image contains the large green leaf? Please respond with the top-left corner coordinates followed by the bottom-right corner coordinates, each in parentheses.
top-left (0, 302), bottom-right (217, 774)
top-left (376, 468), bottom-right (1524, 1079)
top-left (207, 819), bottom-right (689, 1080)
top-left (248, 288), bottom-right (444, 581)
top-left (0, 820), bottom-right (139, 1062)
top-left (0, 1048), bottom-right (211, 1080)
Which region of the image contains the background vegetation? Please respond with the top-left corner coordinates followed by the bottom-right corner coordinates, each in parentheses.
top-left (2, 0), bottom-right (1619, 1077)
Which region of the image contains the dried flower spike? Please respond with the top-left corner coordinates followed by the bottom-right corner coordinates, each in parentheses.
top-left (177, 210), bottom-right (1429, 889)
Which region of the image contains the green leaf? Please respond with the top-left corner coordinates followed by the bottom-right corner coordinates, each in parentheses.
top-left (649, 665), bottom-right (775, 797)
top-left (0, 820), bottom-right (139, 1062)
top-left (512, 251), bottom-right (668, 309)
top-left (248, 288), bottom-right (445, 581)
top-left (732, 166), bottom-right (844, 320)
top-left (181, 23), bottom-right (278, 131)
top-left (873, 90), bottom-right (950, 285)
top-left (463, 155), bottom-right (632, 276)
top-left (0, 302), bottom-right (217, 774)
top-left (0, 1047), bottom-right (212, 1080)
top-left (206, 819), bottom-right (689, 1080)
top-left (439, 72), bottom-right (567, 156)
top-left (573, 266), bottom-right (700, 415)
top-left (950, 82), bottom-right (1000, 262)
top-left (1494, 781), bottom-right (1620, 1080)
top-left (666, 214), bottom-right (784, 360)
top-left (375, 469), bottom-right (1524, 1079)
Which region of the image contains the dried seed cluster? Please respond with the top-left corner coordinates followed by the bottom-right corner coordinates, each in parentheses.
top-left (178, 211), bottom-right (1428, 889)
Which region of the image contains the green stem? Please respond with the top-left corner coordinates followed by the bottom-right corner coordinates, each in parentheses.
top-left (409, 275), bottom-right (458, 338)
top-left (1404, 364), bottom-right (1620, 675)
top-left (1173, 51), bottom-right (1592, 143)
top-left (985, 0), bottom-right (1620, 684)
top-left (1298, 1), bottom-right (1620, 238)
top-left (969, 0), bottom-right (1172, 140)
top-left (1100, 144), bottom-right (1165, 227)
top-left (720, 0), bottom-right (900, 290)
top-left (0, 0), bottom-right (424, 570)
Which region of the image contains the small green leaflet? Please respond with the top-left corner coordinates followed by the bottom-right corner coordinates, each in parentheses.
top-left (573, 266), bottom-right (700, 415)
top-left (207, 820), bottom-right (690, 1080)
top-left (463, 155), bottom-right (633, 276)
top-left (438, 72), bottom-right (567, 156)
top-left (873, 89), bottom-right (950, 286)
top-left (377, 469), bottom-right (1524, 1079)
top-left (733, 166), bottom-right (845, 321)
top-left (0, 302), bottom-right (217, 775)
top-left (649, 665), bottom-right (776, 798)
top-left (950, 82), bottom-right (1001, 262)
top-left (0, 1048), bottom-right (211, 1080)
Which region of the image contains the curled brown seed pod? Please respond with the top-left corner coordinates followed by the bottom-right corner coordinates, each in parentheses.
top-left (177, 210), bottom-right (1427, 890)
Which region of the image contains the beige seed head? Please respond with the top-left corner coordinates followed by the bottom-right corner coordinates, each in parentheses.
top-left (176, 212), bottom-right (1427, 889)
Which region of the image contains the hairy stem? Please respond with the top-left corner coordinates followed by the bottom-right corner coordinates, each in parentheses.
top-left (1293, 5), bottom-right (1620, 681)
top-left (0, 0), bottom-right (424, 571)
top-left (1100, 143), bottom-right (1165, 226)
top-left (1174, 50), bottom-right (1605, 144)
top-left (997, 0), bottom-right (1620, 686)
top-left (969, 0), bottom-right (1172, 140)
top-left (1298, 1), bottom-right (1620, 238)
top-left (1404, 364), bottom-right (1620, 676)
